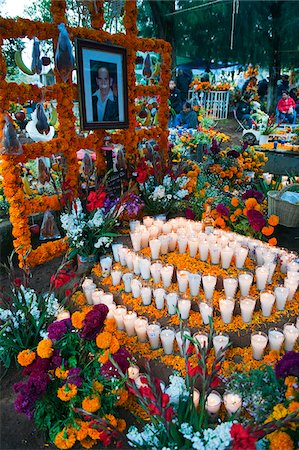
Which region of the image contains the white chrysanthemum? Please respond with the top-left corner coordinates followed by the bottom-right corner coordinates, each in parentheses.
top-left (175, 189), bottom-right (189, 199)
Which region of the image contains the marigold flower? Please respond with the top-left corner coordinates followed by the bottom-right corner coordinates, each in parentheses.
top-left (71, 311), bottom-right (85, 329)
top-left (92, 380), bottom-right (104, 393)
top-left (82, 395), bottom-right (101, 413)
top-left (104, 318), bottom-right (117, 333)
top-left (288, 401), bottom-right (299, 414)
top-left (54, 427), bottom-right (76, 449)
top-left (117, 418), bottom-right (126, 432)
top-left (17, 349), bottom-right (36, 366)
top-left (214, 217), bottom-right (226, 228)
top-left (110, 336), bottom-right (120, 354)
top-left (235, 208), bottom-right (242, 216)
top-left (269, 431), bottom-right (294, 450)
top-left (98, 350), bottom-right (109, 364)
top-left (55, 367), bottom-right (69, 379)
top-left (87, 428), bottom-right (101, 440)
top-left (103, 414), bottom-right (117, 428)
top-left (262, 226), bottom-right (274, 236)
top-left (230, 214), bottom-right (236, 223)
top-left (231, 198), bottom-right (239, 207)
top-left (268, 237), bottom-right (277, 246)
top-left (37, 339), bottom-right (53, 359)
top-left (80, 437), bottom-right (97, 449)
top-left (116, 388), bottom-right (129, 406)
top-left (268, 215), bottom-right (279, 226)
top-left (57, 383), bottom-right (78, 402)
top-left (96, 331), bottom-right (112, 349)
top-left (272, 404), bottom-right (288, 421)
top-left (245, 198), bottom-right (258, 209)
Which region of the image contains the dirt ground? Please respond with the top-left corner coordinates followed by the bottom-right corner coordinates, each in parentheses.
top-left (1, 117), bottom-right (298, 450)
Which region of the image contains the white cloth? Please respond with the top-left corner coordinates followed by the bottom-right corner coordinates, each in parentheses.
top-left (93, 89), bottom-right (114, 121)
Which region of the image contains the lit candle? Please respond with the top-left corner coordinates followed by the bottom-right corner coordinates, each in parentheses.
top-left (168, 231), bottom-right (178, 252)
top-left (129, 220), bottom-right (140, 232)
top-left (264, 262), bottom-right (277, 284)
top-left (107, 302), bottom-right (116, 319)
top-left (149, 225), bottom-right (159, 239)
top-left (153, 288), bottom-right (166, 310)
top-left (219, 297), bottom-right (235, 324)
top-left (274, 286), bottom-right (289, 311)
top-left (251, 331), bottom-right (268, 360)
top-left (255, 247), bottom-right (264, 266)
top-left (82, 277), bottom-right (94, 289)
top-left (193, 388), bottom-right (200, 408)
top-left (159, 235), bottom-right (169, 255)
top-left (127, 365), bottom-right (140, 380)
top-left (113, 305), bottom-right (127, 330)
top-left (139, 257), bottom-right (151, 280)
top-left (131, 279), bottom-right (142, 298)
top-left (134, 316), bottom-right (148, 343)
top-left (223, 277), bottom-right (238, 299)
top-left (206, 391), bottom-right (222, 414)
top-left (223, 393), bottom-right (242, 415)
top-left (100, 293), bottom-right (114, 306)
top-left (56, 310), bottom-right (71, 321)
top-left (178, 235), bottom-right (188, 254)
top-left (130, 231), bottom-right (142, 252)
top-left (238, 272), bottom-right (253, 297)
top-left (111, 269), bottom-right (122, 286)
top-left (150, 262), bottom-right (163, 283)
top-left (188, 273), bottom-right (201, 297)
top-left (141, 286), bottom-right (152, 306)
top-left (210, 244), bottom-right (220, 265)
top-left (175, 329), bottom-right (191, 356)
top-left (177, 270), bottom-right (189, 293)
top-left (178, 298), bottom-right (191, 320)
top-left (123, 311), bottom-right (137, 336)
top-left (202, 275), bottom-right (217, 300)
top-left (140, 229), bottom-right (150, 249)
top-left (240, 296), bottom-right (256, 323)
top-left (193, 331), bottom-right (208, 350)
top-left (213, 333), bottom-right (229, 355)
top-left (255, 266), bottom-right (269, 291)
top-left (118, 247), bottom-right (129, 266)
top-left (235, 247), bottom-right (248, 269)
top-left (161, 265), bottom-right (174, 288)
top-left (149, 239), bottom-right (161, 260)
top-left (221, 246), bottom-right (234, 269)
top-left (91, 288), bottom-right (104, 305)
top-left (199, 241), bottom-right (209, 262)
top-left (166, 292), bottom-right (179, 315)
top-left (147, 322), bottom-right (161, 349)
top-left (188, 237), bottom-right (198, 258)
top-left (83, 283), bottom-right (96, 305)
top-left (199, 301), bottom-right (213, 325)
top-left (143, 216), bottom-right (154, 228)
top-left (125, 251), bottom-right (134, 271)
top-left (133, 254), bottom-right (141, 275)
top-left (122, 273), bottom-right (133, 293)
top-left (284, 278), bottom-right (298, 301)
top-left (268, 327), bottom-right (284, 351)
top-left (162, 222), bottom-right (172, 234)
top-left (112, 243), bottom-right (123, 262)
top-left (260, 290), bottom-right (275, 317)
top-left (283, 323), bottom-right (299, 351)
top-left (160, 327), bottom-right (175, 354)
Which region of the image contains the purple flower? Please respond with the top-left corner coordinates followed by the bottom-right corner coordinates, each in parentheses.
top-left (67, 367), bottom-right (83, 387)
top-left (100, 347), bottom-right (131, 378)
top-left (185, 208), bottom-right (196, 220)
top-left (210, 139), bottom-right (221, 155)
top-left (47, 318), bottom-right (73, 341)
top-left (227, 150), bottom-right (240, 158)
top-left (14, 372), bottom-right (49, 419)
top-left (275, 352), bottom-right (299, 378)
top-left (242, 189), bottom-right (264, 204)
top-left (80, 304), bottom-right (109, 340)
top-left (247, 209), bottom-right (266, 232)
top-left (216, 203), bottom-right (229, 217)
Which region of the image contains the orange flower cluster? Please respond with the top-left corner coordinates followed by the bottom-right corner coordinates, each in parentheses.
top-left (17, 349), bottom-right (36, 366)
top-left (36, 339), bottom-right (53, 359)
top-left (57, 383), bottom-right (78, 402)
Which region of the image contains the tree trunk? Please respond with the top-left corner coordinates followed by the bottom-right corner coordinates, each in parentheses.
top-left (267, 1), bottom-right (283, 114)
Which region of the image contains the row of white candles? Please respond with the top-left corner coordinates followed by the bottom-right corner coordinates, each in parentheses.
top-left (128, 364), bottom-right (241, 415)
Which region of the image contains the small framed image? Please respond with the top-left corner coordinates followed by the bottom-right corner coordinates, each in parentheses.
top-left (75, 38), bottom-right (129, 130)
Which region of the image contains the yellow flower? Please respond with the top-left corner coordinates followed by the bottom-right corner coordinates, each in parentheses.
top-left (17, 349), bottom-right (36, 366)
top-left (96, 331), bottom-right (112, 349)
top-left (92, 380), bottom-right (104, 394)
top-left (82, 395), bottom-right (101, 413)
top-left (57, 383), bottom-right (78, 402)
top-left (54, 427), bottom-right (76, 449)
top-left (37, 339), bottom-right (53, 359)
top-left (268, 431), bottom-right (294, 450)
top-left (272, 404), bottom-right (288, 421)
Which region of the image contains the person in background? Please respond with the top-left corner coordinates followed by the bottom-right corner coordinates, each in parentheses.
top-left (277, 74), bottom-right (290, 99)
top-left (236, 93), bottom-right (254, 128)
top-left (277, 90), bottom-right (296, 124)
top-left (257, 78), bottom-right (268, 101)
top-left (289, 88), bottom-right (299, 115)
top-left (168, 79), bottom-right (182, 128)
top-left (178, 102), bottom-right (198, 129)
top-left (176, 69), bottom-right (191, 102)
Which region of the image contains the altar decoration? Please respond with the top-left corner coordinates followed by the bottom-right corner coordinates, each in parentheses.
top-left (190, 79), bottom-right (231, 93)
top-left (0, 0), bottom-right (171, 267)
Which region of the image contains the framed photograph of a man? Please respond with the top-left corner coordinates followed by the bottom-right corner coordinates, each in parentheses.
top-left (76, 39), bottom-right (129, 130)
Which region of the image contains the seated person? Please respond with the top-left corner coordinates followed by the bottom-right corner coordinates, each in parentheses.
top-left (289, 88), bottom-right (299, 115)
top-left (277, 91), bottom-right (296, 124)
top-left (168, 79), bottom-right (182, 128)
top-left (236, 93), bottom-right (253, 128)
top-left (178, 102), bottom-right (198, 129)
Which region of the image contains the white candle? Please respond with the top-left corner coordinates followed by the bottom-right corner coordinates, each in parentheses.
top-left (255, 247), bottom-right (264, 266)
top-left (240, 296), bottom-right (256, 323)
top-left (213, 333), bottom-right (229, 355)
top-left (147, 322), bottom-right (161, 349)
top-left (260, 291), bottom-right (275, 317)
top-left (166, 292), bottom-right (179, 315)
top-left (238, 273), bottom-right (253, 297)
top-left (122, 273), bottom-right (133, 293)
top-left (139, 257), bottom-right (151, 280)
top-left (177, 270), bottom-right (189, 293)
top-left (284, 278), bottom-right (298, 301)
top-left (223, 393), bottom-right (242, 414)
top-left (168, 232), bottom-right (178, 252)
top-left (131, 279), bottom-right (142, 298)
top-left (56, 310), bottom-right (71, 321)
top-left (113, 305), bottom-right (127, 330)
top-left (160, 327), bottom-right (175, 354)
top-left (153, 288), bottom-right (166, 310)
top-left (194, 332), bottom-right (208, 350)
top-left (100, 293), bottom-right (114, 306)
top-left (112, 243), bottom-right (123, 262)
top-left (107, 302), bottom-right (116, 319)
top-left (235, 247), bottom-right (248, 269)
top-left (159, 235), bottom-right (169, 255)
top-left (82, 277), bottom-right (94, 289)
top-left (150, 262), bottom-right (162, 283)
top-left (268, 328), bottom-right (284, 351)
top-left (219, 297), bottom-right (235, 324)
top-left (210, 244), bottom-right (220, 265)
top-left (91, 289), bottom-right (104, 305)
top-left (188, 273), bottom-right (201, 297)
top-left (199, 241), bottom-right (209, 262)
top-left (141, 286), bottom-right (152, 306)
top-left (162, 222), bottom-right (172, 234)
top-left (287, 271), bottom-right (299, 284)
top-left (296, 316), bottom-right (299, 330)
top-left (223, 277), bottom-right (238, 299)
top-left (123, 311), bottom-right (137, 336)
top-left (251, 331), bottom-right (268, 360)
top-left (83, 283), bottom-right (96, 305)
top-left (149, 225), bottom-right (159, 239)
top-left (283, 323), bottom-right (299, 351)
top-left (265, 262), bottom-right (276, 284)
top-left (118, 247), bottom-right (129, 266)
top-left (125, 251), bottom-right (134, 271)
top-left (129, 220), bottom-right (140, 232)
top-left (161, 265), bottom-right (174, 288)
top-left (133, 254), bottom-right (141, 275)
top-left (188, 237), bottom-right (198, 257)
top-left (221, 247), bottom-right (234, 269)
top-left (149, 239), bottom-right (161, 260)
top-left (175, 329), bottom-right (191, 356)
top-left (143, 216), bottom-right (154, 228)
top-left (274, 286), bottom-right (289, 311)
top-left (178, 235), bottom-right (188, 254)
top-left (111, 270), bottom-right (122, 286)
top-left (130, 232), bottom-right (142, 252)
top-left (202, 275), bottom-right (217, 300)
top-left (206, 391), bottom-right (222, 414)
top-left (178, 298), bottom-right (191, 320)
top-left (134, 316), bottom-right (148, 343)
top-left (193, 389), bottom-right (200, 408)
top-left (141, 229), bottom-right (150, 249)
top-left (199, 301), bottom-right (213, 325)
top-left (255, 266), bottom-right (269, 291)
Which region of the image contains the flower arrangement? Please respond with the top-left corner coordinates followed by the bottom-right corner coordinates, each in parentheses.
top-left (260, 115), bottom-right (280, 135)
top-left (135, 96), bottom-right (159, 127)
top-left (190, 79), bottom-right (231, 92)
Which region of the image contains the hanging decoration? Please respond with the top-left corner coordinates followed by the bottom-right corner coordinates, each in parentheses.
top-left (55, 23), bottom-right (75, 83)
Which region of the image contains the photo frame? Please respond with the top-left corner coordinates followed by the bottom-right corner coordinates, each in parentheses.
top-left (75, 38), bottom-right (129, 130)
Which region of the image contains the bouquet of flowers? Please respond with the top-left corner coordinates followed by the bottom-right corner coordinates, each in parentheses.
top-left (259, 115), bottom-right (279, 135)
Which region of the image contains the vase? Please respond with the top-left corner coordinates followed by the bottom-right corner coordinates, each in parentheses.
top-left (77, 254), bottom-right (97, 275)
top-left (259, 135), bottom-right (269, 145)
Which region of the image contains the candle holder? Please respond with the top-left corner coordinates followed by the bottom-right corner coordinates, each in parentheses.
top-left (160, 327), bottom-right (175, 355)
top-left (283, 323), bottom-right (299, 351)
top-left (177, 270), bottom-right (190, 293)
top-left (188, 273), bottom-right (202, 297)
top-left (240, 296), bottom-right (256, 324)
top-left (238, 271), bottom-right (253, 297)
top-left (161, 265), bottom-right (174, 289)
top-left (223, 392), bottom-right (242, 416)
top-left (251, 331), bottom-right (268, 360)
top-left (223, 277), bottom-right (238, 299)
top-left (123, 311), bottom-right (137, 337)
top-left (259, 290), bottom-right (275, 317)
top-left (219, 297), bottom-right (235, 324)
top-left (198, 299), bottom-right (213, 325)
top-left (134, 316), bottom-right (149, 343)
top-left (141, 285), bottom-right (152, 306)
top-left (112, 243), bottom-right (123, 262)
top-left (178, 297), bottom-right (191, 320)
top-left (175, 328), bottom-right (191, 356)
top-left (150, 261), bottom-right (163, 284)
top-left (213, 332), bottom-right (230, 355)
top-left (193, 388), bottom-right (200, 409)
top-left (147, 321), bottom-right (161, 349)
top-left (205, 390), bottom-right (222, 415)
top-left (113, 305), bottom-right (127, 330)
top-left (153, 288), bottom-right (166, 310)
top-left (166, 291), bottom-right (179, 315)
top-left (193, 331), bottom-right (209, 352)
top-left (268, 327), bottom-right (284, 352)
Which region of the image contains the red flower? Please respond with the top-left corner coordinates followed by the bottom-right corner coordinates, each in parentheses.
top-left (136, 170), bottom-right (148, 184)
top-left (185, 208), bottom-right (196, 220)
top-left (165, 406), bottom-right (175, 422)
top-left (247, 209), bottom-right (266, 232)
top-left (148, 403), bottom-right (161, 416)
top-left (230, 424), bottom-right (257, 450)
top-left (187, 361), bottom-right (203, 378)
top-left (99, 431), bottom-right (111, 446)
top-left (14, 278), bottom-right (22, 288)
top-left (161, 393), bottom-right (170, 408)
top-left (86, 190), bottom-right (106, 212)
top-left (210, 375), bottom-right (221, 388)
top-left (65, 288), bottom-right (73, 298)
top-left (139, 386), bottom-right (156, 401)
top-left (50, 270), bottom-right (71, 288)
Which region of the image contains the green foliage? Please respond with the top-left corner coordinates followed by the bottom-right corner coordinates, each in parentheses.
top-left (2, 38), bottom-right (25, 79)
